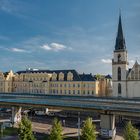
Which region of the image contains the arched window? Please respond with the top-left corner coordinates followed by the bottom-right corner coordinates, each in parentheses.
top-left (131, 71), bottom-right (134, 80)
top-left (118, 83), bottom-right (121, 94)
top-left (118, 54), bottom-right (121, 62)
top-left (118, 67), bottom-right (121, 81)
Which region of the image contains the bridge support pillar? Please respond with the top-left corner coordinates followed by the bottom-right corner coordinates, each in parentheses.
top-left (11, 107), bottom-right (22, 126)
top-left (100, 114), bottom-right (116, 139)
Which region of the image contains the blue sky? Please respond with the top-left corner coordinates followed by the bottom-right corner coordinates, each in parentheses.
top-left (0, 0), bottom-right (140, 74)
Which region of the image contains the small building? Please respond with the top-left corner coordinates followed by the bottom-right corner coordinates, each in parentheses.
top-left (95, 74), bottom-right (112, 97)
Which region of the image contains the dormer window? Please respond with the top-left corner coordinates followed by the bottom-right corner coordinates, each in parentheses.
top-left (52, 72), bottom-right (57, 81)
top-left (67, 72), bottom-right (73, 81)
top-left (59, 72), bottom-right (64, 81)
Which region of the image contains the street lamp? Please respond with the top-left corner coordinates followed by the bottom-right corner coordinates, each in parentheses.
top-left (78, 112), bottom-right (80, 140)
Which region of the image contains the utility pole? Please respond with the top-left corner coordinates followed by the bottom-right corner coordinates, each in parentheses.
top-left (78, 112), bottom-right (80, 140)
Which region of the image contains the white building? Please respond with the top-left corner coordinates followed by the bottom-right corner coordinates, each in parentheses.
top-left (112, 14), bottom-right (140, 98)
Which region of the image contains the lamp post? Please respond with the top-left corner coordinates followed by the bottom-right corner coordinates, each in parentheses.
top-left (78, 112), bottom-right (80, 140)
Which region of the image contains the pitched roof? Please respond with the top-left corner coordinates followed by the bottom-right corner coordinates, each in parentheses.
top-left (16, 69), bottom-right (96, 81)
top-left (105, 74), bottom-right (112, 79)
top-left (79, 74), bottom-right (96, 81)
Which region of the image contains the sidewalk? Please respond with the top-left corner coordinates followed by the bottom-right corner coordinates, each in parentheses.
top-left (1, 136), bottom-right (18, 140)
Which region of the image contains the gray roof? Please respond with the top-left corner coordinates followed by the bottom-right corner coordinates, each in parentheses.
top-left (16, 69), bottom-right (96, 82)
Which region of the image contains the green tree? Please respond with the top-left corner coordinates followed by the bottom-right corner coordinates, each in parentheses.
top-left (81, 117), bottom-right (96, 140)
top-left (95, 74), bottom-right (101, 80)
top-left (123, 121), bottom-right (139, 140)
top-left (49, 118), bottom-right (63, 140)
top-left (18, 115), bottom-right (36, 140)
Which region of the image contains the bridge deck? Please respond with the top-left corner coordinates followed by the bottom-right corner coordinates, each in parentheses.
top-left (0, 93), bottom-right (140, 116)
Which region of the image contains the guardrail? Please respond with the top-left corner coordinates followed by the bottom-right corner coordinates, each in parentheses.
top-left (0, 95), bottom-right (140, 114)
top-left (0, 92), bottom-right (140, 105)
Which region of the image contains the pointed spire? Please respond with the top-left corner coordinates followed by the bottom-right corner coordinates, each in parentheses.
top-left (115, 13), bottom-right (126, 51)
top-left (134, 60), bottom-right (139, 66)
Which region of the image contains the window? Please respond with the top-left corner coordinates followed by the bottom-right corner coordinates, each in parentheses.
top-left (131, 71), bottom-right (134, 80)
top-left (73, 90), bottom-right (75, 94)
top-left (78, 90), bottom-right (80, 94)
top-left (118, 67), bottom-right (121, 81)
top-left (59, 72), bottom-right (64, 81)
top-left (118, 83), bottom-right (121, 94)
top-left (118, 54), bottom-right (121, 62)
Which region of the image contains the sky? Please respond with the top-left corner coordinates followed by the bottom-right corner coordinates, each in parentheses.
top-left (0, 0), bottom-right (140, 74)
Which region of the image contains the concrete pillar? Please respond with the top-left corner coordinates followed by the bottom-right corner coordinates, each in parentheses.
top-left (100, 114), bottom-right (116, 139)
top-left (11, 107), bottom-right (22, 126)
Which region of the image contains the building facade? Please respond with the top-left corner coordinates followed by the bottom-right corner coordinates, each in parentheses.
top-left (97, 75), bottom-right (112, 97)
top-left (0, 70), bottom-right (14, 93)
top-left (112, 14), bottom-right (140, 98)
top-left (0, 69), bottom-right (112, 96)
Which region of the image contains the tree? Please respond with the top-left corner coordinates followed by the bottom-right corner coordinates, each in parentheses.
top-left (18, 115), bottom-right (36, 140)
top-left (81, 117), bottom-right (96, 140)
top-left (49, 118), bottom-right (63, 140)
top-left (95, 74), bottom-right (101, 80)
top-left (123, 121), bottom-right (139, 140)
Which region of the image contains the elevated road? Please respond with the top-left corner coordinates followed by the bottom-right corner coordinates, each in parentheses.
top-left (0, 93), bottom-right (140, 116)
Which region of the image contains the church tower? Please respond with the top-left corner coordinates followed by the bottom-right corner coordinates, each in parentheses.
top-left (112, 14), bottom-right (129, 97)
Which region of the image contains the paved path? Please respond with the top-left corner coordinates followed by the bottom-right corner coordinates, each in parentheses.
top-left (1, 136), bottom-right (18, 140)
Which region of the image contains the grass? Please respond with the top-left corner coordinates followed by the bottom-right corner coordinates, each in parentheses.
top-left (0, 127), bottom-right (18, 138)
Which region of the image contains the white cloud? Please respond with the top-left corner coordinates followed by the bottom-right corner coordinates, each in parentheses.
top-left (129, 60), bottom-right (135, 64)
top-left (41, 43), bottom-right (67, 52)
top-left (41, 44), bottom-right (52, 51)
top-left (101, 59), bottom-right (112, 64)
top-left (11, 48), bottom-right (27, 52)
top-left (50, 43), bottom-right (66, 51)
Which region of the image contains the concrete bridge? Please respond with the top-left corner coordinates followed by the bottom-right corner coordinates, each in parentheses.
top-left (0, 92), bottom-right (140, 138)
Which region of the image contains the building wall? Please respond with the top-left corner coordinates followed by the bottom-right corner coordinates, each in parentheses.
top-left (0, 70), bottom-right (14, 93)
top-left (127, 81), bottom-right (140, 97)
top-left (0, 70), bottom-right (110, 96)
top-left (96, 77), bottom-right (112, 97)
top-left (13, 72), bottom-right (52, 94)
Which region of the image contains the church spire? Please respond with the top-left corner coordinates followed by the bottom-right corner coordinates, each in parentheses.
top-left (115, 13), bottom-right (126, 51)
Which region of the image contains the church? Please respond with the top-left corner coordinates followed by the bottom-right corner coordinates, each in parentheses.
top-left (112, 14), bottom-right (140, 98)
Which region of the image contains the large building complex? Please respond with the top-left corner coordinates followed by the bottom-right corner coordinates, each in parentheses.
top-left (112, 14), bottom-right (140, 97)
top-left (0, 69), bottom-right (112, 96)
